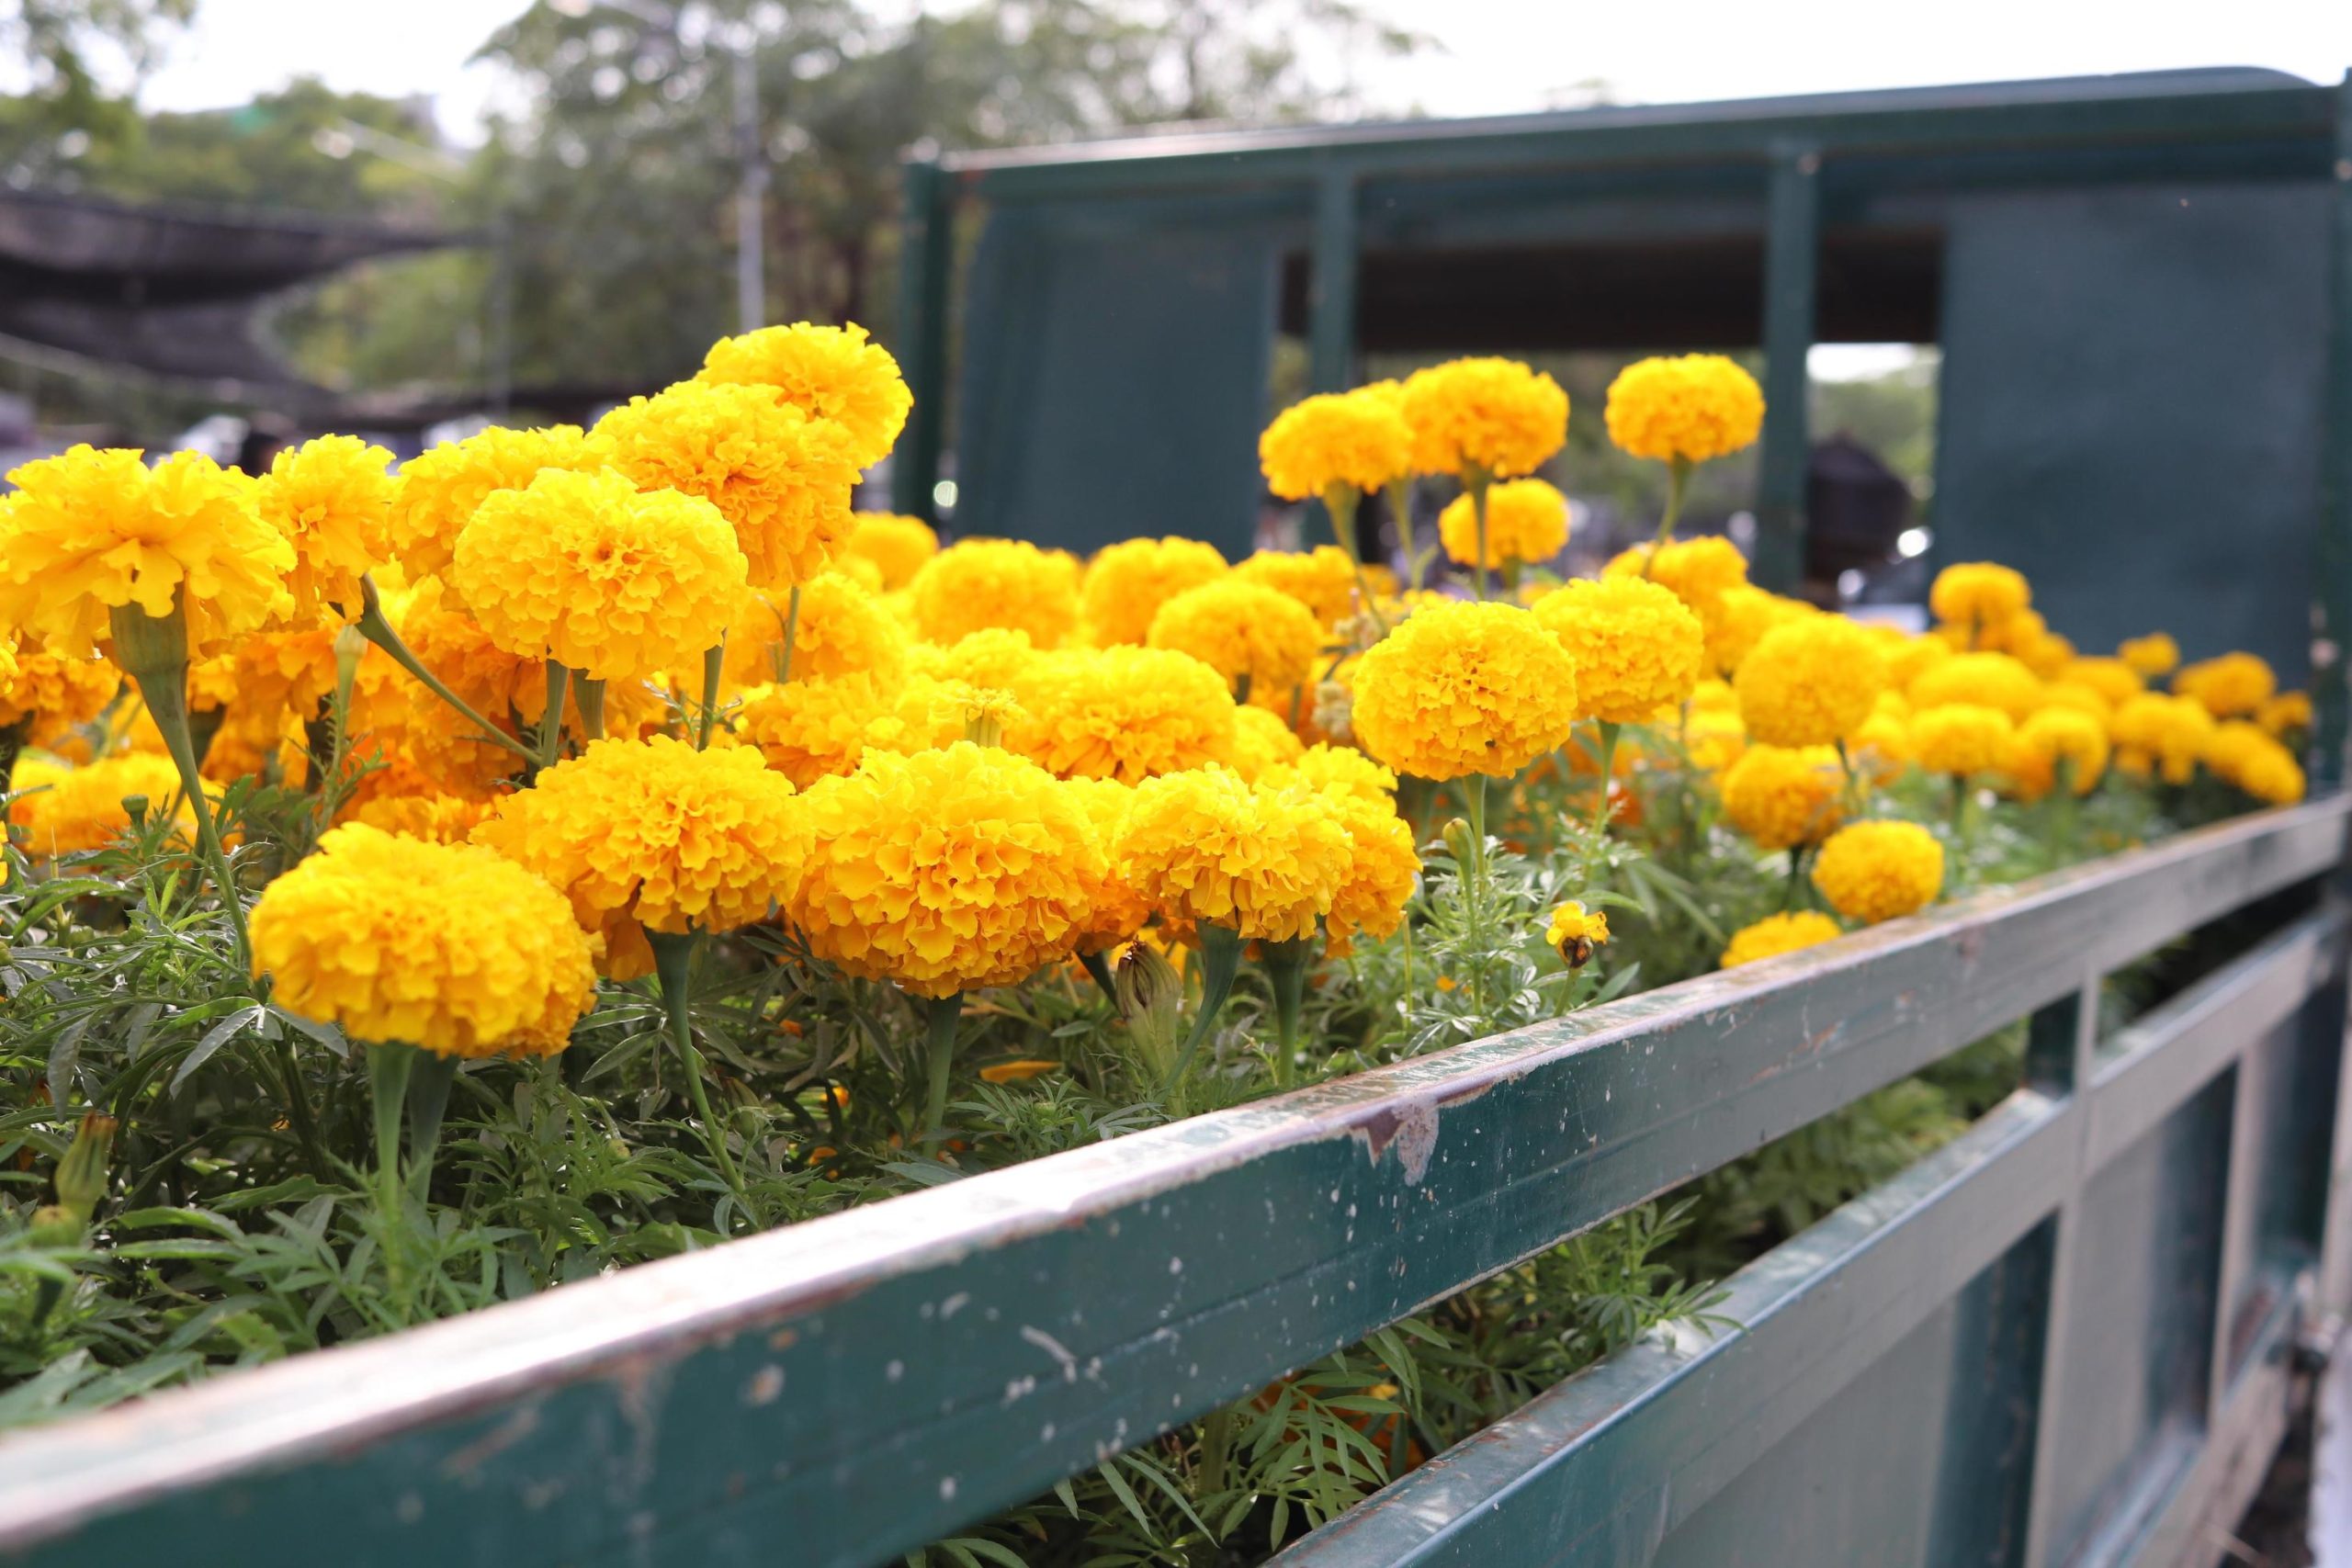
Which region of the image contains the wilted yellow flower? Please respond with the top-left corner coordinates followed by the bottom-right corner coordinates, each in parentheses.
top-left (1114, 764), bottom-right (1351, 942)
top-left (1719, 744), bottom-right (1843, 850)
top-left (1436, 479), bottom-right (1570, 572)
top-left (1735, 616), bottom-right (1885, 747)
top-left (388, 424), bottom-right (601, 585)
top-left (844, 513), bottom-right (939, 590)
top-left (2118, 632), bottom-right (2180, 679)
top-left (1721, 909), bottom-right (1844, 969)
top-left (1223, 703), bottom-right (1308, 779)
top-left (1148, 578), bottom-right (1322, 696)
top-left (2173, 651), bottom-right (2276, 719)
top-left (2111, 693), bottom-right (2216, 784)
top-left (1602, 355), bottom-right (1764, 464)
top-left (0, 446), bottom-right (294, 659)
top-left (1911, 704), bottom-right (2015, 777)
top-left (1398, 357), bottom-right (1569, 479)
top-left (592, 379), bottom-right (862, 592)
top-left (1007, 646), bottom-right (1238, 783)
top-left (725, 570), bottom-right (908, 689)
top-left (6, 751), bottom-right (188, 855)
top-left (253, 824), bottom-right (595, 1057)
top-left (0, 648), bottom-right (118, 748)
top-left (453, 468), bottom-right (747, 683)
top-left (695, 321), bottom-right (912, 469)
top-left (2259, 691), bottom-right (2313, 736)
top-left (1259, 390), bottom-right (1414, 499)
top-left (1532, 576), bottom-right (1704, 723)
top-left (1082, 536), bottom-right (1230, 646)
top-left (1323, 788), bottom-right (1419, 950)
top-left (1908, 651), bottom-right (2042, 723)
top-left (1544, 900), bottom-right (1611, 964)
top-left (1234, 547), bottom-right (1359, 629)
top-left (2008, 706), bottom-right (2109, 799)
top-left (1351, 601), bottom-right (1579, 780)
top-left (786, 742), bottom-right (1102, 997)
top-left (1603, 535), bottom-right (1749, 641)
top-left (909, 538), bottom-right (1081, 649)
top-left (255, 434), bottom-right (394, 620)
top-left (1928, 562), bottom-right (2030, 635)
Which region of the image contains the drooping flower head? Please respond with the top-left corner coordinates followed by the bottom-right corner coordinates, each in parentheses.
top-left (2009, 707), bottom-right (2109, 799)
top-left (1398, 357), bottom-right (1569, 479)
top-left (592, 379), bottom-right (863, 592)
top-left (786, 742), bottom-right (1103, 998)
top-left (1438, 478), bottom-right (1570, 571)
top-left (1006, 645), bottom-right (1238, 783)
top-left (1719, 744), bottom-right (1843, 851)
top-left (254, 434), bottom-right (395, 621)
top-left (252, 824), bottom-right (596, 1058)
top-left (1148, 578), bottom-right (1322, 696)
top-left (1910, 703), bottom-right (2015, 777)
top-left (1721, 909), bottom-right (1844, 969)
top-left (1114, 764), bottom-right (1351, 942)
top-left (1233, 547), bottom-right (1359, 630)
top-left (1734, 616), bottom-right (1886, 747)
top-left (2118, 632), bottom-right (2181, 680)
top-left (1812, 820), bottom-right (1944, 925)
top-left (1082, 536), bottom-right (1230, 646)
top-left (1532, 576), bottom-right (1704, 722)
top-left (909, 538), bottom-right (1081, 649)
top-left (0, 446), bottom-right (294, 659)
top-left (1259, 389), bottom-right (1415, 500)
top-left (695, 321), bottom-right (912, 470)
top-left (1928, 562), bottom-right (2030, 635)
top-left (843, 513), bottom-right (939, 590)
top-left (2173, 651), bottom-right (2277, 719)
top-left (1602, 355), bottom-right (1764, 464)
top-left (1350, 601), bottom-right (1579, 780)
top-left (388, 424), bottom-right (601, 584)
top-left (452, 468), bottom-right (748, 683)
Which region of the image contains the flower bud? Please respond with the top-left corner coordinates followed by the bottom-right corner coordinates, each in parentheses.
top-left (1440, 817), bottom-right (1476, 868)
top-left (53, 1112), bottom-right (116, 1225)
top-left (1112, 941), bottom-right (1182, 1077)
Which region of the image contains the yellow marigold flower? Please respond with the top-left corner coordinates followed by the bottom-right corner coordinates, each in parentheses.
top-left (592, 379), bottom-right (862, 592)
top-left (1222, 703), bottom-right (1307, 780)
top-left (2259, 691), bottom-right (2313, 736)
top-left (1722, 909), bottom-right (1844, 969)
top-left (2040, 682), bottom-right (2114, 726)
top-left (1114, 764), bottom-right (1350, 943)
top-left (725, 570), bottom-right (908, 689)
top-left (1601, 354), bottom-right (1764, 464)
top-left (1911, 704), bottom-right (2016, 777)
top-left (1602, 535), bottom-right (1749, 639)
top-left (0, 446), bottom-right (294, 659)
top-left (1233, 546), bottom-right (1359, 629)
top-left (6, 751), bottom-right (70, 820)
top-left (338, 759), bottom-right (495, 845)
top-left (2119, 632), bottom-right (2180, 679)
top-left (1850, 707), bottom-right (1911, 784)
top-left (253, 824), bottom-right (595, 1057)
top-left (474, 735), bottom-right (800, 942)
top-left (1350, 601), bottom-right (1579, 781)
top-left (1705, 585), bottom-right (1814, 677)
top-left (1006, 645), bottom-right (1238, 783)
top-left (1148, 578), bottom-right (1322, 696)
top-left (1690, 676), bottom-right (1737, 715)
top-left (2204, 720), bottom-right (2306, 805)
top-left (2111, 693), bottom-right (2215, 784)
top-left (2008, 706), bottom-right (2109, 799)
top-left (1719, 744), bottom-right (1843, 850)
top-left (1081, 536), bottom-right (1230, 646)
top-left (1685, 705), bottom-right (1747, 773)
top-left (1436, 478), bottom-right (1570, 572)
top-left (453, 468), bottom-right (747, 683)
top-left (737, 673), bottom-right (892, 787)
top-left (867, 674), bottom-right (1020, 759)
top-left (1531, 576), bottom-right (1703, 723)
top-left (0, 647), bottom-right (118, 746)
top-left (914, 626), bottom-right (1049, 697)
top-left (1812, 819), bottom-right (1943, 925)
top-left (7, 751), bottom-right (189, 855)
top-left (786, 742), bottom-right (1102, 998)
top-left (1060, 774), bottom-right (1152, 955)
top-left (1544, 900), bottom-right (1611, 965)
top-left (1323, 788), bottom-right (1419, 951)
top-left (1259, 389), bottom-right (1414, 499)
top-left (1907, 650), bottom-right (2042, 722)
top-left (1266, 741), bottom-right (1397, 804)
top-left (254, 434), bottom-right (394, 622)
top-left (844, 513), bottom-right (939, 590)
top-left (909, 537), bottom-right (1081, 649)
top-left (1928, 562), bottom-right (2030, 634)
top-left (695, 321), bottom-right (912, 469)
top-left (2173, 651), bottom-right (2276, 719)
top-left (1398, 357), bottom-right (1569, 479)
top-left (2057, 656), bottom-right (2143, 706)
top-left (388, 424), bottom-right (600, 585)
top-left (1735, 616), bottom-right (1886, 747)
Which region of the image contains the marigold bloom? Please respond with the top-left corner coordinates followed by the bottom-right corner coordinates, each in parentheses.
top-left (695, 321), bottom-right (912, 469)
top-left (1148, 578), bottom-right (1322, 695)
top-left (736, 673), bottom-right (893, 787)
top-left (2058, 656), bottom-right (2143, 706)
top-left (1323, 788), bottom-right (1420, 950)
top-left (2173, 651), bottom-right (2276, 719)
top-left (865, 674), bottom-right (1017, 760)
top-left (2203, 719), bottom-right (2307, 805)
top-left (7, 751), bottom-right (188, 855)
top-left (2111, 693), bottom-right (2216, 784)
top-left (388, 424), bottom-right (600, 584)
top-left (2259, 691), bottom-right (2313, 736)
top-left (1223, 703), bottom-right (1308, 779)
top-left (725, 570), bottom-right (908, 689)
top-left (1544, 900), bottom-right (1611, 963)
top-left (844, 513), bottom-right (939, 590)
top-left (253, 824), bottom-right (595, 1057)
top-left (1735, 616), bottom-right (1886, 747)
top-left (0, 648), bottom-right (118, 747)
top-left (1851, 704), bottom-right (1912, 784)
top-left (592, 379), bottom-right (862, 592)
top-left (1532, 576), bottom-right (1704, 723)
top-left (1007, 645), bottom-right (1238, 783)
top-left (1721, 909), bottom-right (1844, 969)
top-left (1910, 704), bottom-right (2015, 777)
top-left (1398, 357), bottom-right (1569, 478)
top-left (1928, 562), bottom-right (2030, 634)
top-left (1813, 820), bottom-right (1944, 924)
top-left (1437, 479), bottom-right (1570, 571)
top-left (1259, 390), bottom-right (1415, 499)
top-left (2119, 632), bottom-right (2181, 679)
top-left (0, 446), bottom-right (294, 659)
top-left (1603, 535), bottom-right (1749, 640)
top-left (2040, 682), bottom-right (2114, 726)
top-left (475, 735), bottom-right (801, 945)
top-left (909, 538), bottom-right (1081, 649)
top-left (786, 742), bottom-right (1102, 998)
top-left (2010, 707), bottom-right (2109, 799)
top-left (1720, 744), bottom-right (1843, 851)
top-left (1114, 764), bottom-right (1351, 942)
top-left (1908, 651), bottom-right (2042, 723)
top-left (1706, 585), bottom-right (1814, 677)
top-left (1233, 547), bottom-right (1359, 629)
top-left (1601, 355), bottom-right (1764, 464)
top-left (1060, 775), bottom-right (1152, 955)
top-left (453, 468), bottom-right (747, 683)
top-left (1350, 601), bottom-right (1579, 781)
top-left (254, 434), bottom-right (394, 621)
top-left (1082, 536), bottom-right (1230, 646)
top-left (1266, 741), bottom-right (1398, 804)
top-left (914, 626), bottom-right (1049, 698)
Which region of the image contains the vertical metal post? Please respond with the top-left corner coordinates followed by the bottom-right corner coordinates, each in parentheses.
top-left (1308, 169), bottom-right (1359, 396)
top-left (891, 156), bottom-right (953, 523)
top-left (1754, 145), bottom-right (1820, 595)
top-left (2316, 73), bottom-right (2352, 790)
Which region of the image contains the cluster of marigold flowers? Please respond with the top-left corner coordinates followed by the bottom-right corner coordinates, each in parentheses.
top-left (0, 329), bottom-right (2315, 1092)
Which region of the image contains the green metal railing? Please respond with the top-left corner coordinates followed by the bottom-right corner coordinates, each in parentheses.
top-left (0, 797), bottom-right (2343, 1567)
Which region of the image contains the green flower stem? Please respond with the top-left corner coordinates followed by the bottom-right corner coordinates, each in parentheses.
top-left (1162, 923), bottom-right (1245, 1097)
top-left (1079, 948), bottom-right (1118, 1005)
top-left (1466, 467), bottom-right (1493, 601)
top-left (1234, 672), bottom-right (1254, 706)
top-left (534, 660), bottom-right (570, 774)
top-left (1640, 456), bottom-right (1692, 577)
top-left (776, 583), bottom-right (803, 686)
top-left (352, 577), bottom-right (532, 762)
top-left (571, 670), bottom-right (607, 743)
top-left (920, 992), bottom-right (965, 1138)
top-left (1782, 845), bottom-right (1811, 911)
top-left (1260, 935), bottom-right (1317, 1090)
top-left (1833, 739), bottom-right (1864, 815)
top-left (697, 639), bottom-right (726, 750)
top-left (1464, 772), bottom-right (1491, 1019)
top-left (1390, 478), bottom-right (1427, 592)
top-left (1199, 1405), bottom-right (1238, 1495)
top-left (1590, 720), bottom-right (1623, 840)
top-left (404, 1053), bottom-right (458, 1200)
top-left (367, 1042), bottom-right (419, 1292)
top-left (1322, 483), bottom-right (1389, 634)
top-left (648, 929), bottom-right (747, 1202)
top-left (2048, 761), bottom-right (2079, 861)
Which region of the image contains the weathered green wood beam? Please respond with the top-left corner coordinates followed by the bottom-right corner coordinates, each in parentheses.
top-left (0, 802), bottom-right (2341, 1568)
top-left (888, 155), bottom-right (952, 524)
top-left (1752, 145), bottom-right (1818, 594)
top-left (1307, 169), bottom-right (1357, 395)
